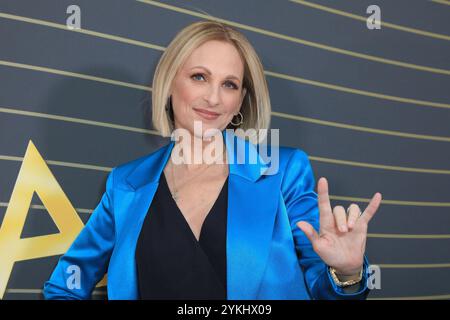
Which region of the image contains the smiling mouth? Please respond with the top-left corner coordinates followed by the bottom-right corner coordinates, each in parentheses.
top-left (193, 108), bottom-right (220, 120)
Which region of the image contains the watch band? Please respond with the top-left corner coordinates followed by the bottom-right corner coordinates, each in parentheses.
top-left (328, 266), bottom-right (363, 287)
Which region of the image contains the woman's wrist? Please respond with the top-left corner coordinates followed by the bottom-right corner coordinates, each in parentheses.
top-left (334, 269), bottom-right (362, 282)
top-left (329, 265), bottom-right (364, 287)
top-left (333, 265), bottom-right (363, 280)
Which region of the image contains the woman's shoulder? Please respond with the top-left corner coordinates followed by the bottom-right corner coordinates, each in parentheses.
top-left (109, 142), bottom-right (170, 184)
top-left (270, 145), bottom-right (311, 173)
top-left (252, 143), bottom-right (311, 179)
top-left (278, 145), bottom-right (309, 159)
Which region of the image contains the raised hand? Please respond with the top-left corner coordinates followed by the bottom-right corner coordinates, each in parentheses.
top-left (297, 177), bottom-right (382, 276)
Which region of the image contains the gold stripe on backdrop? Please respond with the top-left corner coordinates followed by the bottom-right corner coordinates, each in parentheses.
top-left (368, 293), bottom-right (450, 300)
top-left (2, 60), bottom-right (450, 141)
top-left (430, 0), bottom-right (450, 6)
top-left (1, 11), bottom-right (449, 108)
top-left (2, 199), bottom-right (447, 240)
top-left (378, 263), bottom-right (450, 268)
top-left (0, 12), bottom-right (165, 51)
top-left (2, 105), bottom-right (450, 143)
top-left (331, 195), bottom-right (450, 207)
top-left (0, 60), bottom-right (151, 91)
top-left (0, 106), bottom-right (158, 136)
top-left (2, 106), bottom-right (450, 174)
top-left (135, 0), bottom-right (450, 75)
top-left (289, 0), bottom-right (450, 41)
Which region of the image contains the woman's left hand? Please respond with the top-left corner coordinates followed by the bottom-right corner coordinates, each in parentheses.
top-left (297, 177), bottom-right (382, 276)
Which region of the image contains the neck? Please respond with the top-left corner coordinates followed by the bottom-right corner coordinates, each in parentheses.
top-left (172, 131), bottom-right (227, 172)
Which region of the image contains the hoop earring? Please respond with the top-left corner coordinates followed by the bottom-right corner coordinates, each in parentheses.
top-left (230, 111), bottom-right (243, 126)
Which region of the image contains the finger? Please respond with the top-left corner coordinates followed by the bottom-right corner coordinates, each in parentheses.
top-left (333, 205), bottom-right (348, 232)
top-left (297, 221), bottom-right (319, 245)
top-left (317, 177), bottom-right (335, 229)
top-left (359, 192), bottom-right (383, 225)
top-left (347, 204), bottom-right (361, 230)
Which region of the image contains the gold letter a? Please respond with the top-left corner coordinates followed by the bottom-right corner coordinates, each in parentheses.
top-left (0, 140), bottom-right (86, 298)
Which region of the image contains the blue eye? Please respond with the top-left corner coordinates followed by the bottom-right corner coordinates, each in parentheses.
top-left (191, 73), bottom-right (205, 81)
top-left (225, 81), bottom-right (238, 90)
top-left (191, 73), bottom-right (238, 90)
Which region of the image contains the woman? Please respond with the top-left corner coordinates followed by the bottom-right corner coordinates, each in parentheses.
top-left (43, 21), bottom-right (382, 300)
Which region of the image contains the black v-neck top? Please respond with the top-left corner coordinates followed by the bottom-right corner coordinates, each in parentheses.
top-left (135, 172), bottom-right (228, 300)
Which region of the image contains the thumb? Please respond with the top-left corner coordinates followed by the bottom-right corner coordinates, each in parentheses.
top-left (297, 221), bottom-right (319, 245)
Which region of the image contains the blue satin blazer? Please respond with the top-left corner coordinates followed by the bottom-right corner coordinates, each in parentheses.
top-left (43, 129), bottom-right (370, 300)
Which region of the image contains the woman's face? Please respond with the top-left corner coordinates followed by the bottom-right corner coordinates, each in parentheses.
top-left (169, 40), bottom-right (247, 139)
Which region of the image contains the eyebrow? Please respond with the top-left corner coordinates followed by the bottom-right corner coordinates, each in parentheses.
top-left (189, 65), bottom-right (241, 83)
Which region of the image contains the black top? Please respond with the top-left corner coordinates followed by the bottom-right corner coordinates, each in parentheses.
top-left (135, 172), bottom-right (228, 300)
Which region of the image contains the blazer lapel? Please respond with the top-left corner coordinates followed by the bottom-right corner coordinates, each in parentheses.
top-left (224, 130), bottom-right (278, 299)
top-left (117, 129), bottom-right (276, 300)
top-left (112, 141), bottom-right (175, 299)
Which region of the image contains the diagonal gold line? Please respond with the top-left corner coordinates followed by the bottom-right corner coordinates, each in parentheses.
top-left (4, 105), bottom-right (450, 145)
top-left (431, 0), bottom-right (450, 6)
top-left (2, 106), bottom-right (450, 175)
top-left (378, 263), bottom-right (450, 268)
top-left (0, 12), bottom-right (165, 51)
top-left (0, 51), bottom-right (450, 117)
top-left (267, 71), bottom-right (450, 109)
top-left (0, 154), bottom-right (113, 173)
top-left (331, 195), bottom-right (450, 207)
top-left (0, 202), bottom-right (93, 214)
top-left (2, 55), bottom-right (447, 110)
top-left (1, 9), bottom-right (449, 295)
top-left (1, 10), bottom-right (449, 108)
top-left (2, 202), bottom-right (450, 239)
top-left (368, 233), bottom-right (450, 239)
top-left (273, 111), bottom-right (450, 142)
top-left (3, 148), bottom-right (450, 177)
top-left (135, 0), bottom-right (450, 76)
top-left (5, 289), bottom-right (43, 295)
top-left (369, 293), bottom-right (450, 300)
top-left (0, 60), bottom-right (151, 91)
top-left (2, 106), bottom-right (450, 178)
top-left (0, 106), bottom-right (159, 136)
top-left (289, 0), bottom-right (450, 41)
top-left (1, 150), bottom-right (450, 207)
top-left (1, 171), bottom-right (450, 207)
top-left (309, 156), bottom-right (450, 174)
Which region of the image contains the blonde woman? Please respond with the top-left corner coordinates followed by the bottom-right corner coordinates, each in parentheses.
top-left (43, 21), bottom-right (382, 300)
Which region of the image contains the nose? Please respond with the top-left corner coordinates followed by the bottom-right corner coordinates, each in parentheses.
top-left (203, 83), bottom-right (221, 107)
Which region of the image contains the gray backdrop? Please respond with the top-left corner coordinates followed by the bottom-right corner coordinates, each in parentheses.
top-left (0, 0), bottom-right (449, 300)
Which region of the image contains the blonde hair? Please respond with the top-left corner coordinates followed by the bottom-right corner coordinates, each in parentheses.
top-left (152, 20), bottom-right (271, 143)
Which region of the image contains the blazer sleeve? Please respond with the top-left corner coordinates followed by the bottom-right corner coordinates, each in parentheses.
top-left (43, 168), bottom-right (116, 300)
top-left (281, 149), bottom-right (371, 300)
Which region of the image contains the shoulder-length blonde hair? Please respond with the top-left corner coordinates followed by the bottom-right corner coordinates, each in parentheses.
top-left (152, 20), bottom-right (271, 143)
